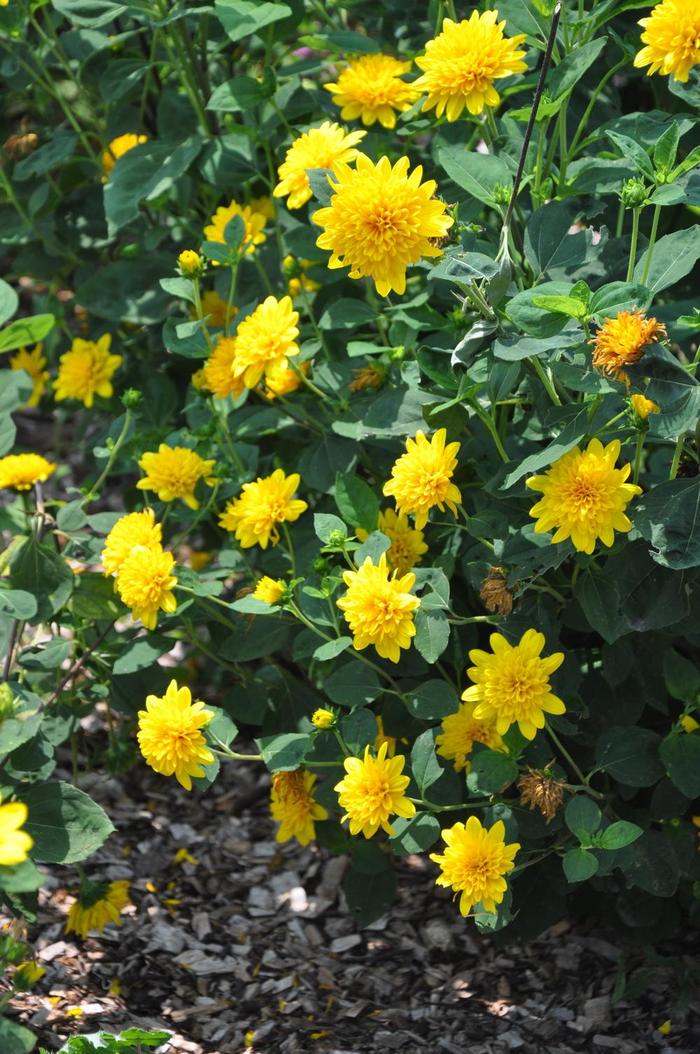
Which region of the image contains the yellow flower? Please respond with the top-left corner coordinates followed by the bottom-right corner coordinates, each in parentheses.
top-left (273, 120), bottom-right (366, 210)
top-left (218, 469), bottom-right (308, 549)
top-left (136, 444), bottom-right (216, 510)
top-left (248, 195), bottom-right (276, 221)
top-left (178, 250), bottom-right (203, 276)
top-left (0, 452), bottom-right (55, 491)
top-left (415, 12), bottom-right (527, 120)
top-left (115, 545), bottom-right (178, 630)
top-left (253, 576), bottom-right (285, 603)
top-left (336, 552), bottom-right (420, 664)
top-left (101, 133), bottom-right (148, 177)
top-left (356, 508), bottom-right (428, 576)
top-left (270, 770), bottom-right (329, 845)
top-left (656, 1020), bottom-right (673, 1037)
top-left (436, 701), bottom-right (506, 773)
top-left (230, 295), bottom-right (300, 389)
top-left (591, 310), bottom-right (666, 383)
top-left (311, 708), bottom-right (335, 730)
top-left (630, 393), bottom-right (660, 420)
top-left (10, 344), bottom-right (49, 406)
top-left (681, 715), bottom-right (699, 733)
top-left (0, 795), bottom-right (33, 866)
top-left (14, 961), bottom-right (45, 986)
top-left (313, 154), bottom-right (453, 297)
top-left (65, 880), bottom-right (131, 938)
top-left (463, 628), bottom-right (565, 740)
top-left (383, 428), bottom-right (461, 530)
top-left (324, 54), bottom-right (420, 128)
top-left (54, 334), bottom-right (122, 408)
top-left (334, 741), bottom-right (415, 838)
top-left (374, 714), bottom-right (397, 757)
top-left (634, 0), bottom-right (700, 82)
top-left (137, 679), bottom-right (214, 789)
top-left (282, 255), bottom-right (321, 298)
top-left (101, 508), bottom-right (162, 576)
top-left (430, 816), bottom-right (520, 917)
top-left (526, 438), bottom-right (642, 554)
top-left (262, 358), bottom-right (307, 399)
top-left (197, 289), bottom-right (232, 329)
top-left (199, 336), bottom-right (245, 401)
top-left (203, 200), bottom-right (267, 257)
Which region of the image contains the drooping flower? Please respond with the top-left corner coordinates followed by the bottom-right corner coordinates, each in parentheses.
top-left (65, 880), bottom-right (131, 938)
top-left (101, 508), bottom-right (162, 577)
top-left (0, 453), bottom-right (55, 491)
top-left (337, 553), bottom-right (420, 663)
top-left (203, 200), bottom-right (267, 256)
top-left (526, 438), bottom-right (642, 554)
top-left (0, 794), bottom-right (33, 866)
top-left (262, 358), bottom-right (307, 399)
top-left (282, 255), bottom-right (321, 298)
top-left (270, 770), bottom-right (329, 845)
top-left (479, 566), bottom-right (513, 616)
top-left (199, 336), bottom-right (244, 401)
top-left (462, 629), bottom-right (565, 740)
top-left (115, 545), bottom-right (178, 630)
top-left (218, 469), bottom-right (308, 549)
top-left (273, 121), bottom-right (366, 210)
top-left (230, 296), bottom-right (300, 389)
top-left (518, 767), bottom-right (566, 822)
top-left (136, 444), bottom-right (216, 510)
top-left (356, 508), bottom-right (428, 576)
top-left (334, 741), bottom-right (415, 838)
top-left (197, 289), bottom-right (232, 329)
top-left (313, 154), bottom-right (453, 297)
top-left (137, 679), bottom-right (214, 789)
top-left (430, 816), bottom-right (520, 917)
top-left (101, 133), bottom-right (148, 177)
top-left (630, 393), bottom-right (660, 420)
top-left (415, 12), bottom-right (527, 120)
top-left (436, 701), bottom-right (506, 773)
top-left (591, 310), bottom-right (666, 383)
top-left (10, 344), bottom-right (49, 406)
top-left (311, 708), bottom-right (335, 730)
top-left (383, 428), bottom-right (462, 529)
top-left (324, 54), bottom-right (421, 128)
top-left (634, 0), bottom-right (700, 82)
top-left (253, 576), bottom-right (285, 604)
top-left (53, 334), bottom-right (122, 408)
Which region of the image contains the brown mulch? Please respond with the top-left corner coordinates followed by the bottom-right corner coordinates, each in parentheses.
top-left (4, 756), bottom-right (700, 1054)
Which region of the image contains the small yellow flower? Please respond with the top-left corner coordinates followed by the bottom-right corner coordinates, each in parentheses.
top-left (189, 549), bottom-right (213, 572)
top-left (273, 120), bottom-right (366, 210)
top-left (137, 679), bottom-right (214, 789)
top-left (527, 438), bottom-right (642, 554)
top-left (101, 133), bottom-right (148, 177)
top-left (634, 0), bottom-right (700, 82)
top-left (197, 289), bottom-right (232, 329)
top-left (230, 295), bottom-right (300, 389)
top-left (66, 1007), bottom-right (84, 1018)
top-left (430, 816), bottom-right (520, 917)
top-left (681, 715), bottom-right (700, 733)
top-left (0, 452), bottom-right (55, 491)
top-left (356, 508), bottom-right (428, 576)
top-left (54, 334), bottom-right (122, 408)
top-left (0, 795), bottom-right (33, 866)
top-left (324, 54), bottom-right (420, 128)
top-left (311, 708), bottom-right (335, 730)
top-left (199, 336), bottom-right (245, 401)
top-left (374, 714), bottom-right (397, 757)
top-left (591, 310), bottom-right (666, 383)
top-left (219, 469), bottom-right (308, 549)
top-left (101, 508), bottom-right (162, 576)
top-left (436, 701), bottom-right (506, 773)
top-left (334, 741), bottom-right (416, 838)
top-left (336, 553), bottom-right (420, 664)
top-left (349, 362), bottom-right (387, 392)
top-left (178, 250), bottom-right (203, 277)
top-left (270, 770), bottom-right (329, 845)
top-left (65, 880), bottom-right (131, 938)
top-left (115, 545), bottom-right (178, 630)
top-left (314, 154), bottom-right (453, 297)
top-left (10, 344), bottom-right (49, 406)
top-left (630, 393), bottom-right (660, 420)
top-left (383, 428), bottom-right (462, 530)
top-left (136, 444), bottom-right (216, 510)
top-left (656, 1020), bottom-right (672, 1036)
top-left (463, 628), bottom-right (565, 740)
top-left (203, 200), bottom-right (267, 257)
top-left (248, 195), bottom-right (276, 221)
top-left (282, 255), bottom-right (321, 298)
top-left (262, 358), bottom-right (307, 399)
top-left (253, 576), bottom-right (285, 604)
top-left (14, 961), bottom-right (45, 987)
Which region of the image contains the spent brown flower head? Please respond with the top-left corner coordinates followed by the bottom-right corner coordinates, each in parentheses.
top-left (479, 566), bottom-right (513, 615)
top-left (518, 766), bottom-right (565, 822)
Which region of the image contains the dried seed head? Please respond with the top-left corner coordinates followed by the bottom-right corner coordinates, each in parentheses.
top-left (518, 767), bottom-right (565, 822)
top-left (479, 566), bottom-right (513, 615)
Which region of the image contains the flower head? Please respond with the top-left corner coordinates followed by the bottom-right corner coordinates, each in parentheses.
top-left (248, 195), bottom-right (276, 220)
top-left (199, 336), bottom-right (244, 401)
top-left (479, 566), bottom-right (513, 616)
top-left (65, 880), bottom-right (131, 938)
top-left (102, 133), bottom-right (148, 177)
top-left (231, 296), bottom-right (300, 389)
top-left (282, 255), bottom-right (321, 298)
top-left (10, 344), bottom-right (49, 406)
top-left (462, 629), bottom-right (565, 740)
top-left (273, 121), bottom-right (366, 210)
top-left (312, 708), bottom-right (335, 730)
top-left (350, 362), bottom-right (387, 392)
top-left (634, 0), bottom-right (700, 82)
top-left (262, 358), bottom-right (307, 399)
top-left (337, 553), bottom-right (420, 663)
top-left (178, 250), bottom-right (203, 277)
top-left (203, 200), bottom-right (267, 256)
top-left (334, 741), bottom-right (415, 838)
top-left (219, 469), bottom-right (307, 549)
top-left (527, 438), bottom-right (642, 554)
top-left (436, 701), bottom-right (506, 773)
top-left (313, 154), bottom-right (453, 297)
top-left (0, 453), bottom-right (55, 491)
top-left (137, 679), bottom-right (214, 789)
top-left (136, 444), bottom-right (216, 510)
top-left (591, 310), bottom-right (666, 383)
top-left (253, 576), bottom-right (285, 604)
top-left (115, 545), bottom-right (177, 630)
top-left (518, 767), bottom-right (565, 822)
top-left (357, 508), bottom-right (428, 576)
top-left (101, 508), bottom-right (162, 576)
top-left (197, 290), bottom-right (232, 329)
top-left (270, 770), bottom-right (328, 845)
top-left (630, 393), bottom-right (660, 420)
top-left (324, 54), bottom-right (420, 128)
top-left (0, 795), bottom-right (33, 866)
top-left (54, 334), bottom-right (121, 408)
top-left (383, 428), bottom-right (461, 529)
top-left (430, 816), bottom-right (520, 917)
top-left (415, 12), bottom-right (527, 120)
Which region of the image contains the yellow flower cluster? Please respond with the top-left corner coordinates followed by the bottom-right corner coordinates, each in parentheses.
top-left (101, 508), bottom-right (177, 630)
top-left (203, 200), bottom-right (268, 257)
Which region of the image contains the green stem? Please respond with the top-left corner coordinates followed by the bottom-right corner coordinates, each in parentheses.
top-left (225, 259), bottom-right (240, 336)
top-left (669, 436), bottom-right (685, 480)
top-left (299, 283), bottom-right (331, 362)
top-left (625, 207), bottom-right (641, 283)
top-left (557, 105), bottom-right (569, 193)
top-left (640, 203), bottom-right (662, 286)
top-left (282, 523), bottom-right (297, 577)
top-left (86, 409), bottom-right (132, 501)
top-left (633, 429), bottom-right (645, 485)
top-left (568, 57), bottom-right (628, 160)
top-left (0, 167), bottom-right (31, 225)
top-left (530, 357), bottom-right (562, 406)
top-left (547, 724), bottom-right (591, 789)
top-left (409, 796), bottom-right (493, 813)
top-left (469, 401), bottom-right (509, 462)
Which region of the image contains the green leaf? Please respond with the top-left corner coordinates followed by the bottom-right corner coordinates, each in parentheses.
top-left (339, 707), bottom-right (376, 755)
top-left (314, 512), bottom-right (347, 544)
top-left (104, 136), bottom-right (203, 232)
top-left (595, 727), bottom-right (664, 787)
top-left (71, 573), bottom-right (122, 620)
top-left (354, 530), bottom-right (391, 565)
top-left (659, 733), bottom-right (700, 798)
top-left (524, 201), bottom-right (599, 279)
top-left (606, 131), bottom-right (655, 181)
top-left (531, 294), bottom-right (588, 319)
top-left (653, 121), bottom-right (680, 174)
top-left (205, 706), bottom-right (238, 749)
top-left (435, 132), bottom-right (512, 205)
top-left (636, 346), bottom-right (700, 440)
top-left (10, 538), bottom-right (74, 623)
top-left (390, 813), bottom-right (441, 855)
top-left (617, 829), bottom-right (679, 897)
top-left (563, 847), bottom-right (599, 883)
top-left (19, 637), bottom-right (71, 670)
top-left (411, 729), bottom-right (442, 794)
top-left (13, 131), bottom-right (78, 180)
top-left (466, 749), bottom-right (518, 795)
top-left (0, 278), bottom-right (18, 326)
top-left (502, 405), bottom-right (589, 488)
top-left (0, 857), bottom-right (44, 894)
top-left (23, 781), bottom-right (114, 863)
top-left (404, 679), bottom-right (457, 720)
top-left (112, 635), bottom-right (173, 675)
top-left (597, 821), bottom-right (643, 850)
top-left (577, 571), bottom-right (625, 645)
top-left (413, 608), bottom-right (450, 664)
top-left (76, 257), bottom-right (171, 325)
top-left (549, 37), bottom-right (607, 99)
top-left (214, 0), bottom-right (292, 42)
top-left (0, 709), bottom-right (42, 757)
top-left (634, 479), bottom-right (700, 570)
top-left (51, 0), bottom-right (126, 27)
top-left (56, 500), bottom-right (88, 533)
top-left (325, 660), bottom-right (382, 708)
top-left (565, 796), bottom-right (602, 838)
top-left (313, 637), bottom-right (352, 661)
top-left (588, 282), bottom-right (651, 321)
top-left (318, 299), bottom-right (375, 331)
top-left (0, 1017), bottom-right (36, 1054)
top-left (343, 862), bottom-right (395, 926)
top-left (207, 75), bottom-right (266, 112)
top-left (505, 281), bottom-right (575, 337)
top-left (257, 732), bottom-right (310, 772)
top-left (0, 588), bottom-right (37, 620)
top-left (334, 474), bottom-right (379, 532)
top-left (633, 225), bottom-right (700, 294)
top-left (0, 314), bottom-right (55, 355)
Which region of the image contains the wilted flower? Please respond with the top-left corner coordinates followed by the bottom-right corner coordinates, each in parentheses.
top-left (137, 680), bottom-right (213, 789)
top-left (219, 469), bottom-right (308, 549)
top-left (383, 428), bottom-right (461, 529)
top-left (334, 742), bottom-right (415, 838)
top-left (430, 817), bottom-right (520, 917)
top-left (479, 567), bottom-right (513, 615)
top-left (518, 767), bottom-right (566, 822)
top-left (0, 452), bottom-right (55, 491)
top-left (136, 444), bottom-right (216, 510)
top-left (324, 54), bottom-right (420, 128)
top-left (349, 362), bottom-right (387, 392)
top-left (4, 132), bottom-right (39, 159)
top-left (270, 770), bottom-right (328, 845)
top-left (273, 121), bottom-right (366, 210)
top-left (54, 334), bottom-right (122, 407)
top-left (66, 880), bottom-right (131, 938)
top-left (337, 553), bottom-right (420, 663)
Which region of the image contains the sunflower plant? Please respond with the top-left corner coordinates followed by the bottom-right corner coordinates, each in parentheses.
top-left (1, 3), bottom-right (700, 1013)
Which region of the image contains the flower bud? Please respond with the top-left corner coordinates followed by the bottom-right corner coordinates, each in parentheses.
top-left (178, 250), bottom-right (204, 278)
top-left (492, 182), bottom-right (512, 206)
top-left (311, 708), bottom-right (335, 730)
top-left (121, 388), bottom-right (142, 409)
top-left (620, 177), bottom-right (648, 209)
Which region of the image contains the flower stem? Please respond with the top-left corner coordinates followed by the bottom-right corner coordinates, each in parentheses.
top-left (625, 207), bottom-right (641, 283)
top-left (633, 429), bottom-right (645, 484)
top-left (530, 357), bottom-right (562, 406)
top-left (669, 436), bottom-right (685, 480)
top-left (546, 724), bottom-right (590, 789)
top-left (86, 409), bottom-right (133, 502)
top-left (640, 203), bottom-right (662, 286)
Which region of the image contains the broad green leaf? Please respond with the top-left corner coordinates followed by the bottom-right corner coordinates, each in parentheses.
top-left (577, 572), bottom-right (625, 645)
top-left (0, 1017), bottom-right (36, 1054)
top-left (343, 862), bottom-right (395, 926)
top-left (314, 512), bottom-right (347, 544)
top-left (104, 136), bottom-right (203, 231)
top-left (207, 75), bottom-right (266, 112)
top-left (633, 225), bottom-right (700, 294)
top-left (524, 201), bottom-right (600, 279)
top-left (0, 588), bottom-right (37, 620)
top-left (313, 637), bottom-right (352, 661)
top-left (51, 0), bottom-right (127, 27)
top-left (319, 299), bottom-right (375, 331)
top-left (112, 635), bottom-right (173, 675)
top-left (531, 294), bottom-right (588, 319)
top-left (634, 478), bottom-right (700, 570)
top-left (13, 131), bottom-right (78, 181)
top-left (404, 679), bottom-right (457, 720)
top-left (597, 821), bottom-right (643, 850)
top-left (413, 608), bottom-right (450, 663)
top-left (354, 530), bottom-right (391, 565)
top-left (23, 781), bottom-right (114, 863)
top-left (0, 314), bottom-right (55, 354)
top-left (588, 282), bottom-right (651, 320)
top-left (505, 281), bottom-right (575, 337)
top-left (257, 732), bottom-right (310, 772)
top-left (411, 729), bottom-right (442, 794)
top-left (653, 121), bottom-right (680, 175)
top-left (340, 707), bottom-right (378, 754)
top-left (563, 847), bottom-right (599, 882)
top-left (466, 749), bottom-right (518, 795)
top-left (502, 405), bottom-right (589, 488)
top-left (214, 0), bottom-right (292, 42)
top-left (390, 813), bottom-right (441, 855)
top-left (659, 733), bottom-right (700, 798)
top-left (606, 131), bottom-right (655, 181)
top-left (595, 726), bottom-right (664, 787)
top-left (549, 37), bottom-right (607, 99)
top-left (617, 829), bottom-right (679, 897)
top-left (565, 795), bottom-right (602, 838)
top-left (334, 473), bottom-right (380, 533)
top-left (0, 278), bottom-right (18, 325)
top-left (10, 538), bottom-right (74, 623)
top-left (325, 661), bottom-right (382, 708)
top-left (435, 132), bottom-right (512, 205)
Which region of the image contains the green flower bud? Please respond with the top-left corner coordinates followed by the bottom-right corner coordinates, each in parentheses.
top-left (0, 683), bottom-right (16, 720)
top-left (492, 182), bottom-right (512, 206)
top-left (620, 177), bottom-right (648, 209)
top-left (327, 529), bottom-right (347, 547)
top-left (121, 388), bottom-right (142, 409)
